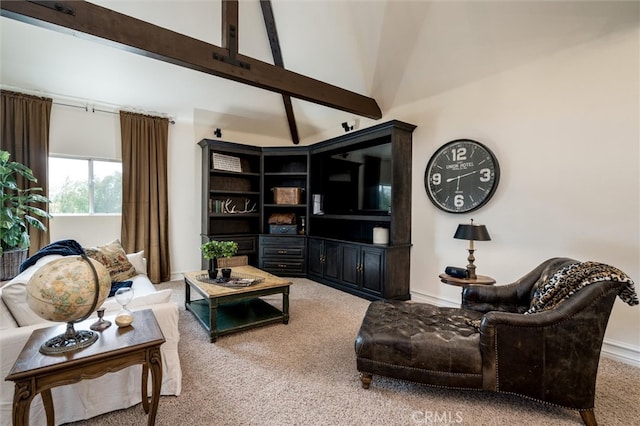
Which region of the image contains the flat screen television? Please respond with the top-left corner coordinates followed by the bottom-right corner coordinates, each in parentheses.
top-left (318, 142), bottom-right (392, 215)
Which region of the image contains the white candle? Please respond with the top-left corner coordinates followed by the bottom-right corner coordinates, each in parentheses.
top-left (469, 239), bottom-right (474, 250)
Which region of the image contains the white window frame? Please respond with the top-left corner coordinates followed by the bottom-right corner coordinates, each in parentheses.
top-left (48, 155), bottom-right (122, 216)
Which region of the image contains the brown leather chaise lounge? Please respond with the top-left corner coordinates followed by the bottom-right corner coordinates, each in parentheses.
top-left (355, 257), bottom-right (638, 425)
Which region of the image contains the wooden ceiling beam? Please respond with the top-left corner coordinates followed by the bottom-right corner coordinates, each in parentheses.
top-left (260, 0), bottom-right (300, 145)
top-left (0, 0), bottom-right (382, 120)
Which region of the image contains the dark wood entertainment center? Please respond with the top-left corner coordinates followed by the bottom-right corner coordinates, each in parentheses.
top-left (199, 120), bottom-right (415, 300)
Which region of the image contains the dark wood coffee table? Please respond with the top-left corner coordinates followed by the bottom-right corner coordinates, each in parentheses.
top-left (184, 265), bottom-right (291, 342)
top-left (5, 309), bottom-right (164, 426)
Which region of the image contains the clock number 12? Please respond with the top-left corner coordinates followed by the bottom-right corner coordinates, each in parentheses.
top-left (451, 147), bottom-right (467, 161)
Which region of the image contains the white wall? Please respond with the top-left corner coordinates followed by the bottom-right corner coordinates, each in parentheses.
top-left (47, 24), bottom-right (639, 364)
top-left (386, 26), bottom-right (639, 362)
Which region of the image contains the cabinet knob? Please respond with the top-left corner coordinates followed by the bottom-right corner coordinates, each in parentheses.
top-left (278, 264), bottom-right (287, 268)
top-left (278, 250), bottom-right (287, 254)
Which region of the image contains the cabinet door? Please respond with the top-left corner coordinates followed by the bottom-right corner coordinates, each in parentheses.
top-left (307, 238), bottom-right (324, 278)
top-left (361, 246), bottom-right (384, 293)
top-left (340, 244), bottom-right (360, 287)
top-left (323, 241), bottom-right (341, 282)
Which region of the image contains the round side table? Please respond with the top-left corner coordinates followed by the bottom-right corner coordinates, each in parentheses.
top-left (439, 273), bottom-right (496, 287)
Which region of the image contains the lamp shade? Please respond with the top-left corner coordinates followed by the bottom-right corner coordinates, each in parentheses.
top-left (454, 223), bottom-right (491, 241)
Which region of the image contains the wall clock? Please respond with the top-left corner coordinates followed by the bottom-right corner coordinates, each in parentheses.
top-left (424, 139), bottom-right (500, 213)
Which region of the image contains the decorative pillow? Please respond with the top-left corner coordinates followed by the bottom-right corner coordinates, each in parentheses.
top-left (126, 251), bottom-right (147, 275)
top-left (526, 261), bottom-right (638, 315)
top-left (85, 240), bottom-right (137, 282)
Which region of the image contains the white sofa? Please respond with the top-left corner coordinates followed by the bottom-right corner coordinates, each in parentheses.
top-left (0, 253), bottom-right (182, 425)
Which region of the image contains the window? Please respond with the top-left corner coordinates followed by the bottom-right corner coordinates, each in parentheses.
top-left (48, 157), bottom-right (122, 214)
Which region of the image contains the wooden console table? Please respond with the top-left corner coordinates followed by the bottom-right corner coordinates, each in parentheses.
top-left (5, 309), bottom-right (165, 426)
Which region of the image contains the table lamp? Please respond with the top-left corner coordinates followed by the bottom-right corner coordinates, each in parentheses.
top-left (453, 219), bottom-right (491, 279)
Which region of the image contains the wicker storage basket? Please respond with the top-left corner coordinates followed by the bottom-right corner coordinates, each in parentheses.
top-left (272, 187), bottom-right (303, 205)
top-left (0, 248), bottom-right (27, 280)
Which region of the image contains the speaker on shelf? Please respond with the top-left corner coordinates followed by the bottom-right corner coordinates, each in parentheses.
top-left (445, 266), bottom-right (469, 279)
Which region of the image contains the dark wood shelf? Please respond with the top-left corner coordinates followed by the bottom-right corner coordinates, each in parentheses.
top-left (264, 172), bottom-right (306, 177)
top-left (209, 169), bottom-right (261, 177)
top-left (311, 214), bottom-right (391, 222)
top-left (264, 204), bottom-right (307, 208)
top-left (208, 213), bottom-right (260, 218)
top-left (210, 190), bottom-right (260, 195)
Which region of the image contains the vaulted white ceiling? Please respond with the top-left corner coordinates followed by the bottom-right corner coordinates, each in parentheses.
top-left (1, 1), bottom-right (637, 142)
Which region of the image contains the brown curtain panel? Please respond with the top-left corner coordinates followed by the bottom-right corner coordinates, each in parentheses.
top-left (120, 111), bottom-right (170, 283)
top-left (0, 90), bottom-right (52, 255)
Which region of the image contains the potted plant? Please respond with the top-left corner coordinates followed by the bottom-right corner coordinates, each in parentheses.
top-left (200, 240), bottom-right (238, 279)
top-left (0, 150), bottom-right (52, 280)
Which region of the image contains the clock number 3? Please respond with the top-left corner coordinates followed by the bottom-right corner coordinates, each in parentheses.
top-left (479, 168), bottom-right (491, 182)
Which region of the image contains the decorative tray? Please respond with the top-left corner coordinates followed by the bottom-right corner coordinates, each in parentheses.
top-left (196, 273), bottom-right (265, 288)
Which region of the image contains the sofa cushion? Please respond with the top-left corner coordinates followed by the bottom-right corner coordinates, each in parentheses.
top-left (0, 296), bottom-right (18, 330)
top-left (85, 239), bottom-right (137, 282)
top-left (99, 288), bottom-right (172, 312)
top-left (1, 255), bottom-right (62, 327)
top-left (126, 251), bottom-right (146, 275)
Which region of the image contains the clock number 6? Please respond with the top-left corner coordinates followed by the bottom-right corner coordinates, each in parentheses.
top-left (454, 194), bottom-right (464, 207)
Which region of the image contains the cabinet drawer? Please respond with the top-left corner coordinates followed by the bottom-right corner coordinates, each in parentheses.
top-left (260, 235), bottom-right (305, 247)
top-left (262, 260), bottom-right (305, 274)
top-left (261, 246), bottom-right (305, 259)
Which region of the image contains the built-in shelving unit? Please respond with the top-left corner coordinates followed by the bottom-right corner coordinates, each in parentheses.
top-left (307, 120), bottom-right (416, 300)
top-left (198, 120), bottom-right (415, 298)
top-left (258, 147), bottom-right (309, 276)
top-left (198, 140), bottom-right (262, 268)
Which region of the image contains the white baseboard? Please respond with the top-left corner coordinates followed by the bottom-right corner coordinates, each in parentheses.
top-left (410, 290), bottom-right (459, 307)
top-left (410, 291), bottom-right (640, 368)
top-left (601, 339), bottom-right (640, 367)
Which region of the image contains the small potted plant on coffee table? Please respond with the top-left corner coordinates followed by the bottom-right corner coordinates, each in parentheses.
top-left (200, 240), bottom-right (238, 280)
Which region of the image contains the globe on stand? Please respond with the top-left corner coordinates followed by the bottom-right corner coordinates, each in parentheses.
top-left (27, 255), bottom-right (111, 354)
top-left (114, 287), bottom-right (134, 327)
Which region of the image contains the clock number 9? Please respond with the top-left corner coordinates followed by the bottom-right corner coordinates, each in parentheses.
top-left (432, 173), bottom-right (441, 185)
top-left (480, 168), bottom-right (491, 182)
top-left (454, 194), bottom-right (464, 207)
top-left (451, 147), bottom-right (467, 161)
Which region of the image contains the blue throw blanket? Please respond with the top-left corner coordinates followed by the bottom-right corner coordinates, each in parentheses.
top-left (19, 239), bottom-right (85, 272)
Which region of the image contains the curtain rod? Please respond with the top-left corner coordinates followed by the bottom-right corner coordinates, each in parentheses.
top-left (53, 101), bottom-right (176, 125)
top-left (1, 84), bottom-right (175, 124)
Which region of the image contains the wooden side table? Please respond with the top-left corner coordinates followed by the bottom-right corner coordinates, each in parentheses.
top-left (5, 309), bottom-right (165, 426)
top-left (439, 273), bottom-right (496, 286)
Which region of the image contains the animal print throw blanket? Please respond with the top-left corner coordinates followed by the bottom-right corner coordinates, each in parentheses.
top-left (465, 261), bottom-right (638, 330)
top-left (525, 261), bottom-right (638, 315)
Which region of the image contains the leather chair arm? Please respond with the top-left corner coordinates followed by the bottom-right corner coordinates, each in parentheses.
top-left (462, 283), bottom-right (528, 313)
top-left (478, 281), bottom-right (622, 409)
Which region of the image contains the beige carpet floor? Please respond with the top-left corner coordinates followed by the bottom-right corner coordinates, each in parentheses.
top-left (67, 278), bottom-right (640, 425)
